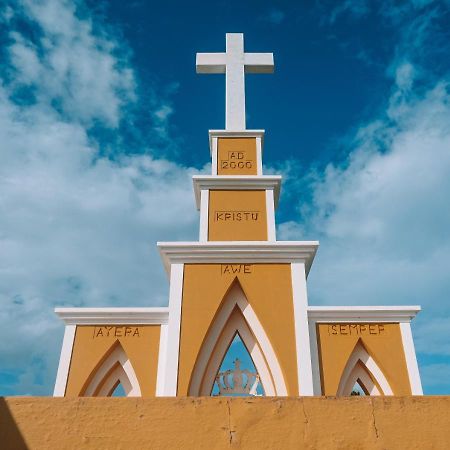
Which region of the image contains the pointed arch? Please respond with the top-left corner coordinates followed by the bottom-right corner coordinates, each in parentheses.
top-left (81, 341), bottom-right (141, 397)
top-left (189, 279), bottom-right (287, 396)
top-left (337, 340), bottom-right (392, 396)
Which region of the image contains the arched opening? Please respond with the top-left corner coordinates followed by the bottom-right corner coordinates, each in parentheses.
top-left (81, 340), bottom-right (141, 397)
top-left (337, 340), bottom-right (392, 396)
top-left (189, 280), bottom-right (287, 396)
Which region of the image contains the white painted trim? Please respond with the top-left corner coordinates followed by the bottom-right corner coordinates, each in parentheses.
top-left (256, 136), bottom-right (263, 175)
top-left (192, 175), bottom-right (281, 210)
top-left (291, 262), bottom-right (314, 395)
top-left (158, 241), bottom-right (319, 277)
top-left (337, 341), bottom-right (393, 396)
top-left (54, 307), bottom-right (169, 325)
top-left (266, 189), bottom-right (276, 241)
top-left (83, 343), bottom-right (141, 397)
top-left (199, 189), bottom-right (209, 242)
top-left (162, 263), bottom-right (184, 395)
top-left (96, 364), bottom-right (133, 397)
top-left (308, 306), bottom-right (420, 323)
top-left (342, 364), bottom-right (381, 396)
top-left (155, 324), bottom-right (169, 396)
top-left (400, 322), bottom-right (423, 395)
top-left (189, 282), bottom-right (286, 396)
top-left (209, 129), bottom-right (265, 155)
top-left (236, 291), bottom-right (286, 395)
top-left (53, 325), bottom-right (76, 397)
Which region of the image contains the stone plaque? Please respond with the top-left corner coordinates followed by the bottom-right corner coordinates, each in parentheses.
top-left (208, 190), bottom-right (267, 241)
top-left (217, 138), bottom-right (257, 175)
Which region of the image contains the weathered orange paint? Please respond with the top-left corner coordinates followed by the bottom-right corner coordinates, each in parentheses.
top-left (217, 137), bottom-right (258, 175)
top-left (178, 264), bottom-right (298, 395)
top-left (208, 190), bottom-right (268, 241)
top-left (2, 397), bottom-right (450, 450)
top-left (65, 325), bottom-right (160, 397)
top-left (317, 323), bottom-right (411, 395)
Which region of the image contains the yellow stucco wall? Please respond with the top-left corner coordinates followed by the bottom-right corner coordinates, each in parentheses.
top-left (2, 397), bottom-right (450, 450)
top-left (208, 190), bottom-right (268, 241)
top-left (65, 325), bottom-right (160, 397)
top-left (178, 264), bottom-right (299, 395)
top-left (217, 137), bottom-right (257, 175)
top-left (316, 323), bottom-right (411, 395)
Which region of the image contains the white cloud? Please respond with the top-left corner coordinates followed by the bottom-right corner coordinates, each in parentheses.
top-left (8, 0), bottom-right (135, 127)
top-left (0, 0), bottom-right (200, 394)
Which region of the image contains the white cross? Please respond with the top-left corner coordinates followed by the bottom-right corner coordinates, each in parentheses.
top-left (196, 33), bottom-right (274, 131)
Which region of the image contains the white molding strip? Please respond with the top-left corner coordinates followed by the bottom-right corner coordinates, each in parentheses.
top-left (199, 189), bottom-right (209, 242)
top-left (158, 241), bottom-right (319, 277)
top-left (54, 307), bottom-right (169, 325)
top-left (53, 325), bottom-right (76, 397)
top-left (208, 129), bottom-right (265, 155)
top-left (162, 263), bottom-right (184, 395)
top-left (291, 262), bottom-right (314, 395)
top-left (192, 175), bottom-right (282, 209)
top-left (400, 322), bottom-right (423, 395)
top-left (307, 306), bottom-right (421, 323)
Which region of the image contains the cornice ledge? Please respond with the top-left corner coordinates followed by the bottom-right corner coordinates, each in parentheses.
top-left (157, 240), bottom-right (319, 277)
top-left (192, 175), bottom-right (282, 209)
top-left (307, 305), bottom-right (421, 322)
top-left (54, 307), bottom-right (169, 325)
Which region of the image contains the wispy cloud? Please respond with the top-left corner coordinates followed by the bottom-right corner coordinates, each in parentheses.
top-left (260, 8), bottom-right (285, 25)
top-left (327, 0), bottom-right (370, 24)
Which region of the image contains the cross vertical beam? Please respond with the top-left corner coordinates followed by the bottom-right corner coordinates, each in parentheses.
top-left (196, 33), bottom-right (274, 131)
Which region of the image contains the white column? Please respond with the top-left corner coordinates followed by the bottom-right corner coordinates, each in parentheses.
top-left (400, 322), bottom-right (423, 394)
top-left (291, 262), bottom-right (314, 395)
top-left (162, 263), bottom-right (184, 395)
top-left (266, 189), bottom-right (276, 242)
top-left (53, 324), bottom-right (76, 396)
top-left (211, 137), bottom-right (218, 175)
top-left (199, 189), bottom-right (209, 242)
top-left (256, 136), bottom-right (263, 175)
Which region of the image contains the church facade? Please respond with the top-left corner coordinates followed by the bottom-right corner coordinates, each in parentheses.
top-left (53, 34), bottom-right (422, 399)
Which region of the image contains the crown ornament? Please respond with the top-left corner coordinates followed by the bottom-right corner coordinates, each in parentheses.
top-left (215, 358), bottom-right (261, 396)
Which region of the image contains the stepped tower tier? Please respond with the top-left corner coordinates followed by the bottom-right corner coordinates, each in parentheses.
top-left (53, 33), bottom-right (422, 398)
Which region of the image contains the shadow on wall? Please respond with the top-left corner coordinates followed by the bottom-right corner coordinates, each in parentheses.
top-left (0, 398), bottom-right (28, 450)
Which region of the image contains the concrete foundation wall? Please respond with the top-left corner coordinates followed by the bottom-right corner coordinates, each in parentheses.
top-left (1, 397), bottom-right (449, 449)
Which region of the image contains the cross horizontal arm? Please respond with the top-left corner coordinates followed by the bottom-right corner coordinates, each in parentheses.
top-left (244, 53), bottom-right (274, 73)
top-left (196, 53), bottom-right (227, 73)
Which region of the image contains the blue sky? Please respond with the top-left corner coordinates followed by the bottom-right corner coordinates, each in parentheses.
top-left (0, 0), bottom-right (450, 395)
